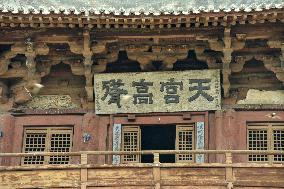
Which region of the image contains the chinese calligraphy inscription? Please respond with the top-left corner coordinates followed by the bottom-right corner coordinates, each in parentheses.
top-left (132, 79), bottom-right (154, 104)
top-left (95, 70), bottom-right (221, 114)
top-left (101, 79), bottom-right (128, 108)
top-left (188, 79), bottom-right (214, 102)
top-left (160, 78), bottom-right (183, 104)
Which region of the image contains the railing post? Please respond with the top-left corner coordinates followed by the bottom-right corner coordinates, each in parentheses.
top-left (80, 153), bottom-right (88, 189)
top-left (153, 153), bottom-right (160, 164)
top-left (225, 153), bottom-right (232, 164)
top-left (81, 153), bottom-right (88, 165)
top-left (225, 153), bottom-right (234, 189)
top-left (153, 153), bottom-right (161, 189)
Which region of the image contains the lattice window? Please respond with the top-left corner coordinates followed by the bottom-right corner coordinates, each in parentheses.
top-left (176, 125), bottom-right (194, 162)
top-left (273, 128), bottom-right (284, 162)
top-left (22, 127), bottom-right (73, 165)
top-left (248, 128), bottom-right (268, 162)
top-left (121, 126), bottom-right (140, 163)
top-left (247, 123), bottom-right (284, 163)
top-left (23, 132), bottom-right (46, 164)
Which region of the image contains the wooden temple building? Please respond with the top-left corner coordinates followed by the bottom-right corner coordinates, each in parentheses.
top-left (0, 0), bottom-right (284, 188)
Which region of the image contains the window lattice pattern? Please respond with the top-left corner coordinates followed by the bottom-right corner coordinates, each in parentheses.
top-left (23, 133), bottom-right (46, 164)
top-left (49, 133), bottom-right (72, 164)
top-left (176, 126), bottom-right (194, 162)
top-left (22, 127), bottom-right (73, 165)
top-left (122, 127), bottom-right (140, 163)
top-left (273, 130), bottom-right (284, 162)
top-left (248, 129), bottom-right (268, 162)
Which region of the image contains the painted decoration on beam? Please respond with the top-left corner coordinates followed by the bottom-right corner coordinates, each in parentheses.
top-left (94, 70), bottom-right (221, 114)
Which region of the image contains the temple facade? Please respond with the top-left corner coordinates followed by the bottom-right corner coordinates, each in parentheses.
top-left (0, 1), bottom-right (284, 188)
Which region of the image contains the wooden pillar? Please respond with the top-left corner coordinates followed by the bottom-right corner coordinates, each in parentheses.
top-left (215, 110), bottom-right (224, 163)
top-left (0, 114), bottom-right (15, 166)
top-left (83, 29), bottom-right (94, 102)
top-left (153, 153), bottom-right (161, 189)
top-left (222, 27), bottom-right (233, 98)
top-left (80, 153), bottom-right (88, 189)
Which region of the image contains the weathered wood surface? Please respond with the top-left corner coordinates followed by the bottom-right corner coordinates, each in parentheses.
top-left (0, 169), bottom-right (81, 188)
top-left (160, 167), bottom-right (226, 186)
top-left (0, 165), bottom-right (284, 189)
top-left (234, 167), bottom-right (284, 187)
top-left (1, 150), bottom-right (284, 188)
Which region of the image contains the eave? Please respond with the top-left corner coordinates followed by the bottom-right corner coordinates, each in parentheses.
top-left (0, 8), bottom-right (283, 29)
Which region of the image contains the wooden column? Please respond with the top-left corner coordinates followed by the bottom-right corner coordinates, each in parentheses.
top-left (0, 114), bottom-right (15, 166)
top-left (83, 30), bottom-right (94, 102)
top-left (25, 41), bottom-right (37, 83)
top-left (222, 27), bottom-right (233, 98)
top-left (215, 110), bottom-right (225, 163)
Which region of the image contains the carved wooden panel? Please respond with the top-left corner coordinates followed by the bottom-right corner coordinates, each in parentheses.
top-left (20, 95), bottom-right (78, 109)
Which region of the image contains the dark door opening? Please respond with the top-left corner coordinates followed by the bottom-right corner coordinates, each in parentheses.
top-left (141, 125), bottom-right (176, 163)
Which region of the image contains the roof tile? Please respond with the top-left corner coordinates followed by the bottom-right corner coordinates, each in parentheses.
top-left (0, 0), bottom-right (283, 15)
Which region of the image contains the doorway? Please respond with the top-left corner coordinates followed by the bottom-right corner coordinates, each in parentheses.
top-left (141, 125), bottom-right (176, 163)
top-left (121, 124), bottom-right (195, 163)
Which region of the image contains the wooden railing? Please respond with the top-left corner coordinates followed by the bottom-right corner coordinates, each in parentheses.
top-left (1, 150), bottom-right (284, 165)
top-left (0, 150), bottom-right (284, 189)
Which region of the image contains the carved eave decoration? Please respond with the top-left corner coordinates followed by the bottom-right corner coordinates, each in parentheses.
top-left (232, 54), bottom-right (284, 83)
top-left (0, 3), bottom-right (283, 111)
top-left (0, 7), bottom-right (283, 29)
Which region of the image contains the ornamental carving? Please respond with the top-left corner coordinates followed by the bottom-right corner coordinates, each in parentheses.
top-left (20, 95), bottom-right (78, 109)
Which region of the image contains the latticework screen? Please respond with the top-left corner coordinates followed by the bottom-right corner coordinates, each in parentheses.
top-left (247, 124), bottom-right (284, 163)
top-left (176, 125), bottom-right (194, 162)
top-left (22, 127), bottom-right (73, 165)
top-left (122, 126), bottom-right (140, 163)
top-left (23, 131), bottom-right (46, 164)
top-left (248, 128), bottom-right (268, 162)
top-left (273, 128), bottom-right (284, 162)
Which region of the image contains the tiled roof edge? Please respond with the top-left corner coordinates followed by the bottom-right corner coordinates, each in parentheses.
top-left (0, 2), bottom-right (283, 16)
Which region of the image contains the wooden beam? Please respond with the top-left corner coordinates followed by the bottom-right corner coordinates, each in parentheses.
top-left (222, 27), bottom-right (233, 98)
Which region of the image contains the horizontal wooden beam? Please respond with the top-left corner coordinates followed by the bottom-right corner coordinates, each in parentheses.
top-left (0, 150), bottom-right (283, 157)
